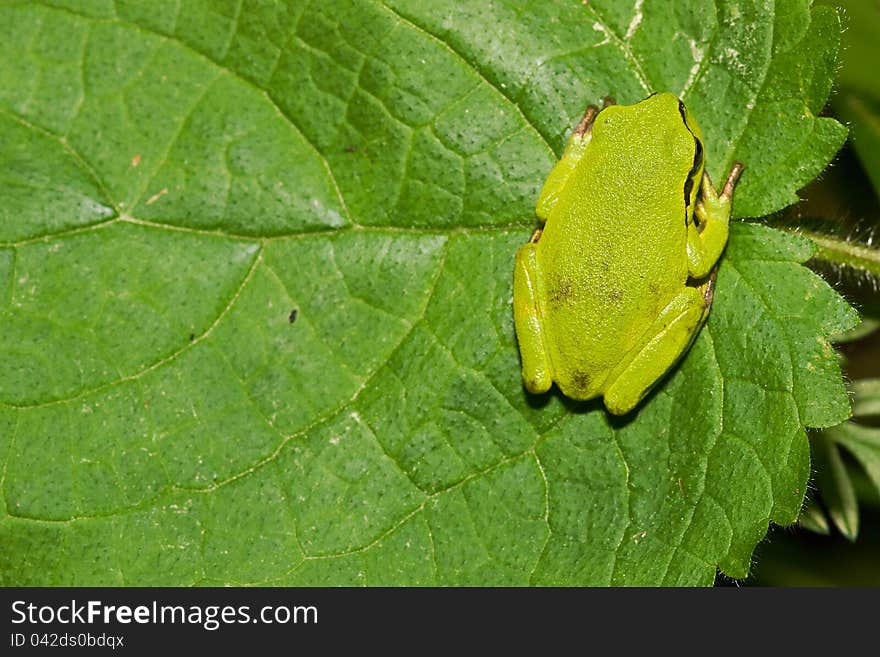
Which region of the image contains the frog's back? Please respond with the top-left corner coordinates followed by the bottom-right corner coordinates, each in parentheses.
top-left (536, 94), bottom-right (698, 399)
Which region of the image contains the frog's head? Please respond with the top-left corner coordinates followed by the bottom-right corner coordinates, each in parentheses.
top-left (638, 92), bottom-right (707, 227)
top-left (592, 92), bottom-right (707, 225)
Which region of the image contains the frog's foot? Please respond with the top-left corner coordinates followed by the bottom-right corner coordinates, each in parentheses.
top-left (537, 105), bottom-right (600, 220)
top-left (697, 161), bottom-right (744, 215)
top-left (537, 98), bottom-right (620, 219)
top-left (603, 288), bottom-right (708, 415)
top-left (686, 161), bottom-right (744, 278)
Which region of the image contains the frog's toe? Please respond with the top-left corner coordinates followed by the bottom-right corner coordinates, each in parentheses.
top-left (603, 388), bottom-right (640, 416)
top-left (523, 370), bottom-right (552, 395)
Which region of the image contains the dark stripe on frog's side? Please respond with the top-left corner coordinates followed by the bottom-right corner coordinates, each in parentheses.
top-left (677, 99), bottom-right (705, 226)
top-left (677, 98), bottom-right (688, 124)
top-left (683, 176), bottom-right (695, 215)
top-left (685, 139), bottom-right (703, 208)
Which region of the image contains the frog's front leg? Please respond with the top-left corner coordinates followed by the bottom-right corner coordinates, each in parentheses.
top-left (603, 286), bottom-right (711, 415)
top-left (513, 241), bottom-right (553, 394)
top-left (686, 162), bottom-right (744, 278)
top-left (535, 102), bottom-right (606, 221)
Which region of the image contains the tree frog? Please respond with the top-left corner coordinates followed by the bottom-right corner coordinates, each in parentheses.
top-left (513, 92), bottom-right (743, 415)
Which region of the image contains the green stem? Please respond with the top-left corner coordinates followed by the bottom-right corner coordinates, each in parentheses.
top-left (790, 228), bottom-right (880, 279)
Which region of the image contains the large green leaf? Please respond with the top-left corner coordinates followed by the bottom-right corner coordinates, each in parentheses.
top-left (0, 0), bottom-right (857, 585)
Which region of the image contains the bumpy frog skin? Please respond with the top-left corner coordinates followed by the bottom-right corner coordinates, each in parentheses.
top-left (513, 92), bottom-right (743, 415)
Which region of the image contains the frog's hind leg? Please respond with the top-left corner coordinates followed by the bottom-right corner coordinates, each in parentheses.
top-left (535, 103), bottom-right (601, 220)
top-left (603, 286), bottom-right (710, 415)
top-left (514, 242), bottom-right (553, 394)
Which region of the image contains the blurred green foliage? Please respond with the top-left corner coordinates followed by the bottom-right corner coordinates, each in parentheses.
top-left (749, 0), bottom-right (880, 587)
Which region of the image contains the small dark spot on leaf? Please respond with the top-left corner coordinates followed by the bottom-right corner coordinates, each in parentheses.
top-left (344, 145), bottom-right (358, 153)
top-left (189, 333), bottom-right (195, 342)
top-left (289, 309), bottom-right (298, 323)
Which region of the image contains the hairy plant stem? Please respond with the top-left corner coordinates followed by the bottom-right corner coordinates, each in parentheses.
top-left (782, 227), bottom-right (880, 280)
